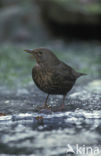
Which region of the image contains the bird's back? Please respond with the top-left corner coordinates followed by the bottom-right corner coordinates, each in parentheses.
top-left (55, 61), bottom-right (81, 80)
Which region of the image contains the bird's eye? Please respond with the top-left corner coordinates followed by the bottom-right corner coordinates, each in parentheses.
top-left (39, 51), bottom-right (42, 55)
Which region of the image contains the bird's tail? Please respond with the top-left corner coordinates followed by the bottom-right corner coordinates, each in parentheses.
top-left (78, 72), bottom-right (87, 77)
top-left (73, 71), bottom-right (87, 79)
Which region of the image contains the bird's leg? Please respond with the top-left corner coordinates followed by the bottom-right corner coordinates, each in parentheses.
top-left (43, 94), bottom-right (50, 108)
top-left (59, 94), bottom-right (66, 111)
top-left (36, 94), bottom-right (51, 111)
top-left (35, 94), bottom-right (51, 111)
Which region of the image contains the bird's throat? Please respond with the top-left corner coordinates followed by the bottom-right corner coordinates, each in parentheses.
top-left (35, 63), bottom-right (40, 68)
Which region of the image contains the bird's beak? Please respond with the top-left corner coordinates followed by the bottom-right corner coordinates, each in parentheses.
top-left (24, 49), bottom-right (33, 54)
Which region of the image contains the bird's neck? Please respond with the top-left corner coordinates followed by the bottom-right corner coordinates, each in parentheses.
top-left (35, 63), bottom-right (46, 69)
top-left (35, 63), bottom-right (40, 68)
top-left (34, 62), bottom-right (52, 72)
top-left (38, 60), bottom-right (60, 67)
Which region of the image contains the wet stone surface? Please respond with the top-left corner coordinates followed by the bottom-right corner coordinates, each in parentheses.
top-left (0, 82), bottom-right (101, 156)
top-left (0, 79), bottom-right (101, 114)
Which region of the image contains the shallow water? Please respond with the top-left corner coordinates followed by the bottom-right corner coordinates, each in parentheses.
top-left (0, 110), bottom-right (101, 156)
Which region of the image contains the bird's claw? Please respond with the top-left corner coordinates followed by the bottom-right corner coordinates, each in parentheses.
top-left (35, 105), bottom-right (52, 112)
top-left (45, 105), bottom-right (52, 109)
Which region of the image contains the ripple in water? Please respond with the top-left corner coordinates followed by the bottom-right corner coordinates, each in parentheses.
top-left (0, 110), bottom-right (101, 155)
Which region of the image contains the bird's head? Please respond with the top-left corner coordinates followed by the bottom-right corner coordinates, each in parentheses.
top-left (24, 48), bottom-right (59, 65)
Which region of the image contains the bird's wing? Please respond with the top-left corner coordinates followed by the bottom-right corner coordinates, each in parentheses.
top-left (53, 62), bottom-right (78, 81)
top-left (47, 62), bottom-right (76, 90)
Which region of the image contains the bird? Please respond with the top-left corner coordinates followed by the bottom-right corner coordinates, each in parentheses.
top-left (24, 48), bottom-right (86, 110)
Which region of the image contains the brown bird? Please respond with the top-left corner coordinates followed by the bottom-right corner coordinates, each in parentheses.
top-left (24, 48), bottom-right (86, 110)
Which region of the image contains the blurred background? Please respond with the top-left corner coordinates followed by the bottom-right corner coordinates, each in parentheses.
top-left (0, 0), bottom-right (101, 88)
top-left (0, 0), bottom-right (101, 156)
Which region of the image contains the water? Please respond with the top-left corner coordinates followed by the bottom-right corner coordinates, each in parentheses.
top-left (0, 110), bottom-right (101, 155)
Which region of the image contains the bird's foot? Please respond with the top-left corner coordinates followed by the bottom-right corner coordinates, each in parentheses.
top-left (35, 104), bottom-right (52, 113)
top-left (39, 108), bottom-right (52, 114)
top-left (43, 104), bottom-right (52, 109)
top-left (40, 104), bottom-right (52, 114)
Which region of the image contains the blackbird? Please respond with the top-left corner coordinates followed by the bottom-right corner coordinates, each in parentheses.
top-left (24, 48), bottom-right (86, 110)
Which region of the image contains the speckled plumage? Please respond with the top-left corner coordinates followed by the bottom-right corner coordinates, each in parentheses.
top-left (24, 48), bottom-right (86, 110)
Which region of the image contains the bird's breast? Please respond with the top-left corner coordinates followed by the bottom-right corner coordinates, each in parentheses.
top-left (32, 66), bottom-right (53, 92)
